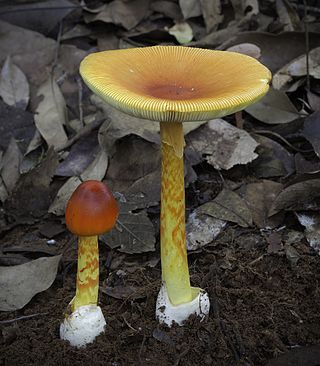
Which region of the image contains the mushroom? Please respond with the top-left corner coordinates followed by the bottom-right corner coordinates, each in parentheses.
top-left (60, 180), bottom-right (119, 347)
top-left (79, 46), bottom-right (271, 326)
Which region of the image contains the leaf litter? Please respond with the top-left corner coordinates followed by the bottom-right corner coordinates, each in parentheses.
top-left (1, 2), bottom-right (320, 365)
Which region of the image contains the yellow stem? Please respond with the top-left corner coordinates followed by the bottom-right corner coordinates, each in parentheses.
top-left (160, 122), bottom-right (192, 306)
top-left (72, 235), bottom-right (99, 312)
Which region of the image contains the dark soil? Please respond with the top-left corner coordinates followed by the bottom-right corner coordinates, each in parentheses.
top-left (1, 223), bottom-right (320, 366)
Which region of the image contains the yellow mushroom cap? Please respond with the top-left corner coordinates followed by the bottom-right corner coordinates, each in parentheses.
top-left (80, 46), bottom-right (271, 123)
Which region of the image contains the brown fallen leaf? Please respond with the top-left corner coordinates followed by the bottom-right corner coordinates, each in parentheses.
top-left (84, 0), bottom-right (150, 30)
top-left (242, 180), bottom-right (284, 228)
top-left (0, 254), bottom-right (61, 311)
top-left (101, 201), bottom-right (156, 254)
top-left (186, 119), bottom-right (258, 170)
top-left (5, 148), bottom-right (59, 221)
top-left (197, 188), bottom-right (253, 227)
top-left (302, 111), bottom-right (320, 158)
top-left (199, 0), bottom-right (223, 33)
top-left (0, 0), bottom-right (76, 34)
top-left (0, 101), bottom-right (35, 153)
top-left (269, 177), bottom-right (320, 216)
top-left (34, 78), bottom-right (68, 150)
top-left (246, 88), bottom-right (301, 124)
top-left (0, 56), bottom-right (29, 110)
top-left (179, 0), bottom-right (202, 19)
top-left (251, 134), bottom-right (295, 178)
top-left (220, 31), bottom-right (320, 73)
top-left (0, 138), bottom-right (22, 202)
top-left (0, 21), bottom-right (56, 86)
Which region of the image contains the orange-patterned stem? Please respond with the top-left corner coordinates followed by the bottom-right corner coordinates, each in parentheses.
top-left (160, 122), bottom-right (192, 306)
top-left (72, 235), bottom-right (99, 312)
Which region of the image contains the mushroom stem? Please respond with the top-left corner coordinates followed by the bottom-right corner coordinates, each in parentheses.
top-left (160, 121), bottom-right (192, 306)
top-left (72, 235), bottom-right (99, 311)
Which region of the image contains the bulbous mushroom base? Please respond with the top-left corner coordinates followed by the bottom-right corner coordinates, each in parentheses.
top-left (156, 284), bottom-right (210, 326)
top-left (60, 305), bottom-right (106, 347)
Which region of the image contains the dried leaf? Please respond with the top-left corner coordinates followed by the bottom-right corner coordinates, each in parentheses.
top-left (199, 0), bottom-right (223, 33)
top-left (220, 31), bottom-right (320, 73)
top-left (285, 244), bottom-right (300, 266)
top-left (226, 43), bottom-right (261, 59)
top-left (251, 134), bottom-right (295, 178)
top-left (276, 0), bottom-right (301, 32)
top-left (0, 0), bottom-right (75, 34)
top-left (5, 148), bottom-right (59, 221)
top-left (267, 232), bottom-right (283, 253)
top-left (94, 95), bottom-right (160, 153)
top-left (186, 210), bottom-right (226, 250)
top-left (48, 177), bottom-right (81, 216)
top-left (107, 136), bottom-right (160, 192)
top-left (150, 1), bottom-right (183, 20)
top-left (297, 213), bottom-right (320, 254)
top-left (168, 22), bottom-right (193, 44)
top-left (0, 254), bottom-right (61, 311)
top-left (246, 88), bottom-right (300, 124)
top-left (61, 24), bottom-right (92, 41)
top-left (34, 78), bottom-right (68, 150)
top-left (0, 21), bottom-right (56, 86)
top-left (101, 202), bottom-right (155, 254)
top-left (0, 101), bottom-right (35, 154)
top-left (0, 56), bottom-right (29, 110)
top-left (186, 119), bottom-right (258, 170)
top-left (197, 188), bottom-right (253, 227)
top-left (295, 153), bottom-right (320, 175)
top-left (242, 180), bottom-right (284, 228)
top-left (269, 178), bottom-right (320, 216)
top-left (179, 0), bottom-right (202, 19)
top-left (307, 91), bottom-right (320, 112)
top-left (49, 149), bottom-right (109, 216)
top-left (191, 19), bottom-right (249, 48)
top-left (84, 0), bottom-right (150, 30)
top-left (302, 111), bottom-right (320, 158)
top-left (273, 47), bottom-right (320, 90)
top-left (0, 138), bottom-right (22, 201)
top-left (55, 132), bottom-right (99, 177)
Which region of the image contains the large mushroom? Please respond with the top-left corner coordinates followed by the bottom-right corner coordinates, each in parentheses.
top-left (80, 46), bottom-right (271, 326)
top-left (60, 180), bottom-right (119, 347)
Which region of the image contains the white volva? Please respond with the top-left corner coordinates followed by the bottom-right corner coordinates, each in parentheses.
top-left (60, 305), bottom-right (106, 347)
top-left (156, 284), bottom-right (210, 326)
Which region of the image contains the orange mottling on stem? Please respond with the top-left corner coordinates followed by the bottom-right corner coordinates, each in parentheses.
top-left (72, 236), bottom-right (100, 311)
top-left (160, 122), bottom-right (192, 305)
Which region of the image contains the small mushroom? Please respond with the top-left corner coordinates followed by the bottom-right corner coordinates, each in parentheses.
top-left (60, 180), bottom-right (119, 347)
top-left (80, 46), bottom-right (271, 326)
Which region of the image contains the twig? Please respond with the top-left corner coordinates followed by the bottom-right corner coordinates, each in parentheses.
top-left (56, 118), bottom-right (105, 152)
top-left (122, 315), bottom-right (137, 332)
top-left (0, 312), bottom-right (48, 325)
top-left (77, 77), bottom-right (84, 127)
top-left (138, 334), bottom-right (146, 366)
top-left (0, 6), bottom-right (83, 15)
top-left (303, 0), bottom-right (310, 91)
top-left (252, 129), bottom-right (314, 153)
top-left (174, 347), bottom-right (190, 366)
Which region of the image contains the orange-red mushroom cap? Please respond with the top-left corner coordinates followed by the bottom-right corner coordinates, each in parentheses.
top-left (65, 180), bottom-right (119, 237)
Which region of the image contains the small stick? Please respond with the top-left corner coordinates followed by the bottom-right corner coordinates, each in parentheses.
top-left (77, 77), bottom-right (84, 127)
top-left (0, 312), bottom-right (48, 325)
top-left (303, 0), bottom-right (310, 91)
top-left (235, 111), bottom-right (244, 129)
top-left (56, 118), bottom-right (105, 152)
